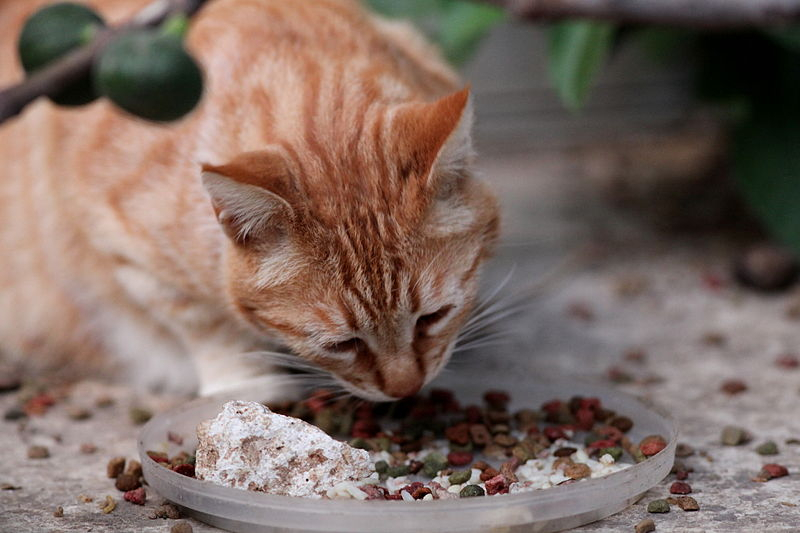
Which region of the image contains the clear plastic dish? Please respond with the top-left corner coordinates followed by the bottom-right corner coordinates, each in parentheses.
top-left (139, 374), bottom-right (677, 533)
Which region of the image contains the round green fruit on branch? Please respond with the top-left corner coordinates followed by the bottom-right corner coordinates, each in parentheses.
top-left (94, 28), bottom-right (203, 122)
top-left (18, 2), bottom-right (106, 106)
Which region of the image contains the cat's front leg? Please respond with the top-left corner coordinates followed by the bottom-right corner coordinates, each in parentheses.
top-left (188, 333), bottom-right (301, 402)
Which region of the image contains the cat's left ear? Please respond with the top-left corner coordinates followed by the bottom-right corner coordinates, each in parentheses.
top-left (200, 150), bottom-right (297, 246)
top-left (392, 87), bottom-right (473, 193)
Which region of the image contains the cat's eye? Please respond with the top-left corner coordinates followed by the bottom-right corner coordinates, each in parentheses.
top-left (323, 337), bottom-right (363, 353)
top-left (416, 305), bottom-right (453, 331)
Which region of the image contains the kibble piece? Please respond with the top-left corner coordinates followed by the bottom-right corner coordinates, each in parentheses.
top-left (123, 487), bottom-right (146, 505)
top-left (669, 481), bottom-right (692, 494)
top-left (635, 518), bottom-right (656, 533)
top-left (564, 463), bottom-right (592, 480)
top-left (107, 457), bottom-right (126, 478)
top-left (459, 484), bottom-right (485, 498)
top-left (673, 495), bottom-right (700, 511)
top-left (647, 499), bottom-right (670, 513)
top-left (755, 441), bottom-right (779, 456)
top-left (27, 445), bottom-right (49, 459)
top-left (171, 521), bottom-right (193, 533)
top-left (99, 495), bottom-right (116, 514)
top-left (148, 503), bottom-right (181, 519)
top-left (721, 425), bottom-right (750, 446)
top-left (610, 416), bottom-right (634, 433)
top-left (674, 443), bottom-right (694, 457)
top-left (79, 443), bottom-right (97, 454)
top-left (754, 463), bottom-right (790, 482)
top-left (448, 470), bottom-right (471, 485)
top-left (639, 435), bottom-right (667, 457)
top-left (129, 407), bottom-right (152, 425)
top-left (115, 473), bottom-right (141, 492)
top-left (125, 460), bottom-right (143, 478)
top-left (720, 379), bottom-right (747, 395)
top-left (599, 447), bottom-right (623, 462)
top-left (67, 406), bottom-right (92, 420)
top-left (53, 506), bottom-right (64, 517)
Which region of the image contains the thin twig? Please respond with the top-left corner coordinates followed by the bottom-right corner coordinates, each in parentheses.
top-left (479, 0), bottom-right (800, 28)
top-left (0, 0), bottom-right (208, 125)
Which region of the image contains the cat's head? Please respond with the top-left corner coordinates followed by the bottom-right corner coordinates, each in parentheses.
top-left (201, 88), bottom-right (499, 400)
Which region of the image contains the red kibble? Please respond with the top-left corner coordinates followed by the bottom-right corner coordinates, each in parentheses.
top-left (172, 463), bottom-right (195, 477)
top-left (484, 474), bottom-right (511, 495)
top-left (483, 390), bottom-right (510, 410)
top-left (385, 493), bottom-right (403, 500)
top-left (595, 426), bottom-right (624, 443)
top-left (575, 408), bottom-right (595, 431)
top-left (359, 484), bottom-right (388, 500)
top-left (587, 439), bottom-right (617, 451)
top-left (720, 379), bottom-right (748, 395)
top-left (543, 427), bottom-right (567, 441)
top-left (669, 481), bottom-right (692, 494)
top-left (675, 470), bottom-right (689, 480)
top-left (24, 393), bottom-right (56, 416)
top-left (429, 388), bottom-right (455, 404)
top-left (579, 397), bottom-right (601, 411)
top-left (410, 486), bottom-right (432, 499)
top-left (123, 487), bottom-right (146, 505)
top-left (147, 451), bottom-right (169, 464)
top-left (775, 354), bottom-right (799, 369)
top-left (639, 435), bottom-right (667, 456)
top-left (445, 423), bottom-right (471, 445)
top-left (354, 404), bottom-right (375, 420)
top-left (447, 451), bottom-right (474, 466)
top-left (304, 389), bottom-right (333, 414)
top-left (351, 419), bottom-right (380, 438)
top-left (762, 463), bottom-right (789, 479)
top-left (464, 405), bottom-right (483, 424)
top-left (541, 400), bottom-right (562, 415)
top-left (409, 404), bottom-right (436, 419)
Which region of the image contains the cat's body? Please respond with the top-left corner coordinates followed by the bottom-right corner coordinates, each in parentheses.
top-left (0, 0), bottom-right (499, 399)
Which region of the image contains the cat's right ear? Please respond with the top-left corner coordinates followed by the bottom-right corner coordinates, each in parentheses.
top-left (200, 150), bottom-right (296, 246)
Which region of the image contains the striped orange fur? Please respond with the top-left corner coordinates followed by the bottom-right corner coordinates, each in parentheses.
top-left (0, 0), bottom-right (499, 399)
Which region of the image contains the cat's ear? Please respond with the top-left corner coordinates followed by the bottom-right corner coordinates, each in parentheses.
top-left (392, 87), bottom-right (473, 194)
top-left (200, 150), bottom-right (295, 246)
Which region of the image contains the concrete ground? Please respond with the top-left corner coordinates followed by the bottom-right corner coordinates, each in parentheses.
top-left (1, 147), bottom-right (799, 532)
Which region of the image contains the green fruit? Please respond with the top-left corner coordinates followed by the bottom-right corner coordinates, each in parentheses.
top-left (94, 29), bottom-right (203, 122)
top-left (18, 2), bottom-right (105, 106)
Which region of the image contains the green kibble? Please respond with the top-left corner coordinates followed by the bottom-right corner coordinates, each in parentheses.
top-left (374, 437), bottom-right (392, 452)
top-left (584, 433), bottom-right (602, 446)
top-left (459, 484), bottom-right (485, 498)
top-left (386, 464), bottom-right (410, 478)
top-left (448, 470), bottom-right (472, 485)
top-left (374, 460), bottom-right (388, 474)
top-left (755, 441), bottom-right (779, 455)
top-left (599, 447), bottom-right (623, 462)
top-left (129, 407), bottom-right (152, 425)
top-left (721, 425), bottom-right (750, 446)
top-left (647, 499), bottom-right (670, 513)
top-left (349, 438), bottom-right (370, 450)
top-left (422, 452), bottom-right (447, 477)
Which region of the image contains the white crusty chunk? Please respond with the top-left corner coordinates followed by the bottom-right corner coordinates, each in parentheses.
top-left (195, 400), bottom-right (373, 498)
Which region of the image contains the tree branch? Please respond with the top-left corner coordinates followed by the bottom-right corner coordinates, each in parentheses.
top-left (480, 0), bottom-right (800, 28)
top-left (0, 0), bottom-right (208, 125)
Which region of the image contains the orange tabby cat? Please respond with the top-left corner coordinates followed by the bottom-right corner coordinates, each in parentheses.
top-left (0, 0), bottom-right (499, 400)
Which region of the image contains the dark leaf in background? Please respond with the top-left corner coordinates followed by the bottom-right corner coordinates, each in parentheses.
top-left (548, 20), bottom-right (616, 111)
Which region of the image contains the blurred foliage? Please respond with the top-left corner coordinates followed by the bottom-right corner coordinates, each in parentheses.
top-left (547, 21), bottom-right (615, 110)
top-left (366, 0), bottom-right (504, 66)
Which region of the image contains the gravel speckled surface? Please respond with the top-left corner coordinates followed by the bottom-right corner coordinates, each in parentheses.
top-left (2, 152), bottom-right (799, 532)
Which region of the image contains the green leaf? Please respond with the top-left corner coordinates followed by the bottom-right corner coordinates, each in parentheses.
top-left (548, 20), bottom-right (616, 111)
top-left (438, 3), bottom-right (504, 66)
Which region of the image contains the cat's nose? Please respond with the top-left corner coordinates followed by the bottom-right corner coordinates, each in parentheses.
top-left (382, 374), bottom-right (424, 398)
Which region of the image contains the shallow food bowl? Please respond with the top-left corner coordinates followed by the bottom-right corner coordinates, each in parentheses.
top-left (139, 374), bottom-right (677, 533)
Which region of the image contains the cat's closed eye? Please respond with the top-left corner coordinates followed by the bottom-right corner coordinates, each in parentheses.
top-left (415, 305), bottom-right (454, 334)
top-left (324, 337), bottom-right (364, 353)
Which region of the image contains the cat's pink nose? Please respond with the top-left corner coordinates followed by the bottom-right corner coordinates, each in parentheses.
top-left (383, 376), bottom-right (423, 398)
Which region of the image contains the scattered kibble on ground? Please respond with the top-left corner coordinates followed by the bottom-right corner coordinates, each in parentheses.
top-left (775, 354), bottom-right (799, 369)
top-left (647, 499), bottom-right (670, 513)
top-left (669, 481), bottom-right (692, 494)
top-left (674, 443), bottom-right (694, 457)
top-left (635, 518), bottom-right (656, 533)
top-left (99, 495), bottom-right (116, 514)
top-left (668, 495), bottom-right (700, 511)
top-left (27, 445), bottom-right (49, 459)
top-left (53, 505), bottom-right (63, 517)
top-left (124, 486), bottom-right (146, 505)
top-left (720, 379), bottom-right (748, 395)
top-left (79, 443), bottom-right (97, 454)
top-left (115, 472), bottom-right (141, 492)
top-left (107, 457), bottom-right (126, 478)
top-left (148, 503), bottom-right (181, 520)
top-left (170, 521), bottom-right (193, 533)
top-left (721, 426), bottom-right (750, 446)
top-left (753, 463), bottom-right (789, 482)
top-left (129, 406), bottom-right (152, 425)
top-left (756, 441), bottom-right (779, 456)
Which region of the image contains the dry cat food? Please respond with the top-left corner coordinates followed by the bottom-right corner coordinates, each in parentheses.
top-left (150, 388), bottom-right (668, 501)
